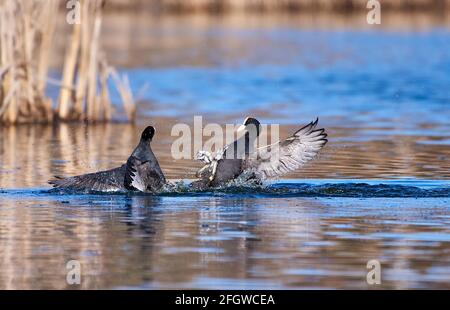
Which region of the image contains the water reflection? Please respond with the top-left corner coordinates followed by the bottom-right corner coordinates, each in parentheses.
top-left (0, 193), bottom-right (449, 289)
top-left (51, 12), bottom-right (450, 69)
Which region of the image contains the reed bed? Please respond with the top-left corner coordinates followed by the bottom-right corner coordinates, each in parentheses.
top-left (103, 0), bottom-right (450, 13)
top-left (0, 0), bottom-right (135, 125)
top-left (0, 0), bottom-right (56, 124)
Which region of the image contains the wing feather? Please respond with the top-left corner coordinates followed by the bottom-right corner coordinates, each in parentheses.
top-left (243, 118), bottom-right (327, 179)
top-left (49, 165), bottom-right (126, 192)
top-left (124, 156), bottom-right (147, 191)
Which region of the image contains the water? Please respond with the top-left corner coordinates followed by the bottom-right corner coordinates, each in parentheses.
top-left (1, 182), bottom-right (450, 289)
top-left (1, 13), bottom-right (450, 289)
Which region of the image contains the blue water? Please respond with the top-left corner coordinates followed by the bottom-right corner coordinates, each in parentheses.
top-left (1, 180), bottom-right (450, 289)
top-left (122, 30), bottom-right (450, 130)
top-left (2, 20), bottom-right (450, 289)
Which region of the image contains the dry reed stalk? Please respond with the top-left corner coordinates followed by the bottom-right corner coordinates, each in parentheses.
top-left (35, 0), bottom-right (57, 121)
top-left (0, 0), bottom-right (17, 124)
top-left (110, 68), bottom-right (136, 122)
top-left (0, 0), bottom-right (136, 125)
top-left (22, 1), bottom-right (37, 119)
top-left (74, 0), bottom-right (92, 117)
top-left (86, 1), bottom-right (103, 122)
top-left (99, 56), bottom-right (111, 121)
top-left (37, 0), bottom-right (57, 94)
top-left (56, 20), bottom-right (80, 120)
top-left (57, 0), bottom-right (135, 123)
top-left (0, 0), bottom-right (57, 125)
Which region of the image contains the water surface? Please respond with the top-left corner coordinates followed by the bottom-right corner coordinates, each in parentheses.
top-left (1, 13), bottom-right (449, 289)
top-left (1, 181), bottom-right (449, 289)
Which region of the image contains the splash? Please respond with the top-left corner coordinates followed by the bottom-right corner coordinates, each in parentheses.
top-left (3, 180), bottom-right (449, 198)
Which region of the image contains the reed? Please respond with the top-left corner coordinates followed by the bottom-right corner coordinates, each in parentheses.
top-left (103, 0), bottom-right (450, 12)
top-left (0, 0), bottom-right (136, 125)
top-left (57, 0), bottom-right (136, 123)
top-left (0, 0), bottom-right (56, 124)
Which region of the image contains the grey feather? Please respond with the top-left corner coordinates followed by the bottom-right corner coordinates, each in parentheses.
top-left (243, 118), bottom-right (327, 179)
top-left (194, 118), bottom-right (327, 187)
top-left (49, 165), bottom-right (127, 192)
top-left (50, 126), bottom-right (166, 193)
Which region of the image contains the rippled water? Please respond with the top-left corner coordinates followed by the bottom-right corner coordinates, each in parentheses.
top-left (1, 182), bottom-right (450, 289)
top-left (1, 13), bottom-right (450, 289)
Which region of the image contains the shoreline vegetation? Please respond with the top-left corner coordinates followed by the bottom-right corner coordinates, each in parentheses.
top-left (0, 0), bottom-right (135, 126)
top-left (100, 0), bottom-right (450, 13)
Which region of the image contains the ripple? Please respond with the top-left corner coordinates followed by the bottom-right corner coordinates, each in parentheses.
top-left (1, 179), bottom-right (449, 199)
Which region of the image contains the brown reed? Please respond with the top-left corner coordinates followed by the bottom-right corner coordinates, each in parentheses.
top-left (102, 0), bottom-right (450, 13)
top-left (57, 0), bottom-right (135, 123)
top-left (0, 0), bottom-right (136, 125)
top-left (0, 0), bottom-right (57, 124)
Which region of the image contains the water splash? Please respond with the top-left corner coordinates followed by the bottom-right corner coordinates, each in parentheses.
top-left (4, 179), bottom-right (449, 198)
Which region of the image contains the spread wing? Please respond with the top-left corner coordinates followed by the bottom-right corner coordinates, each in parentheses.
top-left (49, 165), bottom-right (126, 192)
top-left (243, 118), bottom-right (327, 179)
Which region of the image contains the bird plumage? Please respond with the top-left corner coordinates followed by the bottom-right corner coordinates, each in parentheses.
top-left (49, 126), bottom-right (166, 193)
top-left (194, 118), bottom-right (327, 188)
top-left (243, 118), bottom-right (327, 178)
